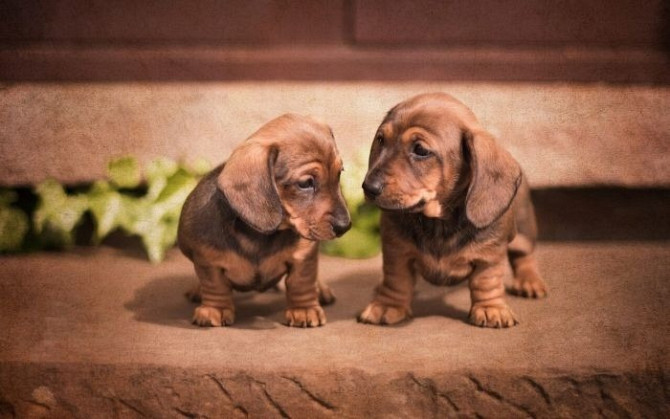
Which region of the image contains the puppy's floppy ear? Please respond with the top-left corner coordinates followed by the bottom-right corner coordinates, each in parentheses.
top-left (217, 141), bottom-right (283, 234)
top-left (463, 130), bottom-right (522, 229)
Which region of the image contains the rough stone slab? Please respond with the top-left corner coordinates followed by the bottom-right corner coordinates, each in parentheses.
top-left (1, 82), bottom-right (669, 188)
top-left (0, 242), bottom-right (669, 416)
top-left (1, 365), bottom-right (667, 418)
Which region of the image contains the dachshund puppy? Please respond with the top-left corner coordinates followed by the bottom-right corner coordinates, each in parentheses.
top-left (178, 114), bottom-right (351, 328)
top-left (359, 93), bottom-right (547, 328)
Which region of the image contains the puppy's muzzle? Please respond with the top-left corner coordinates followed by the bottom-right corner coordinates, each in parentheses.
top-left (331, 202), bottom-right (352, 237)
top-left (362, 177), bottom-right (384, 199)
top-left (332, 219), bottom-right (352, 237)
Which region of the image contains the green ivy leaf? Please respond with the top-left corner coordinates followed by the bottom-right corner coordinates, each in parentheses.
top-left (87, 181), bottom-right (123, 242)
top-left (154, 169), bottom-right (197, 214)
top-left (2, 156), bottom-right (210, 261)
top-left (340, 149), bottom-right (368, 213)
top-left (0, 205), bottom-right (29, 252)
top-left (0, 190), bottom-right (19, 206)
top-left (320, 148), bottom-right (381, 258)
top-left (144, 157), bottom-right (178, 202)
top-left (320, 226), bottom-right (380, 259)
top-left (114, 167), bottom-right (197, 263)
top-left (353, 203), bottom-right (380, 233)
top-left (140, 170), bottom-right (196, 263)
top-left (33, 180), bottom-right (88, 247)
top-left (108, 156), bottom-right (141, 189)
top-left (114, 195), bottom-right (144, 234)
top-left (139, 218), bottom-right (179, 264)
top-left (184, 157), bottom-right (212, 176)
top-left (146, 157), bottom-right (179, 182)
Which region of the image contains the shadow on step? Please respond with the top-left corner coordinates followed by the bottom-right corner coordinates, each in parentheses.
top-left (533, 187), bottom-right (670, 241)
top-left (123, 274), bottom-right (288, 330)
top-left (123, 269), bottom-right (472, 330)
top-left (124, 274), bottom-right (200, 330)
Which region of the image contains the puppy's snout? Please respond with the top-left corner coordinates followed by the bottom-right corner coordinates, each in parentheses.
top-left (362, 177), bottom-right (384, 199)
top-left (332, 219), bottom-right (352, 237)
top-left (330, 200), bottom-right (352, 237)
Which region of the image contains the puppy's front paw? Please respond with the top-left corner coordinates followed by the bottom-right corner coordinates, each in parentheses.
top-left (192, 305), bottom-right (235, 327)
top-left (285, 306), bottom-right (326, 327)
top-left (469, 304), bottom-right (518, 328)
top-left (358, 302), bottom-right (411, 325)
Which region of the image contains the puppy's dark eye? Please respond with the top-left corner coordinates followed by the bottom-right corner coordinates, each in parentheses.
top-left (297, 177), bottom-right (315, 190)
top-left (411, 142), bottom-right (432, 158)
top-left (375, 133), bottom-right (384, 146)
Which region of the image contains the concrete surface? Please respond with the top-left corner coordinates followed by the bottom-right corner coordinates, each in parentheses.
top-left (1, 242), bottom-right (669, 417)
top-left (1, 82), bottom-right (669, 188)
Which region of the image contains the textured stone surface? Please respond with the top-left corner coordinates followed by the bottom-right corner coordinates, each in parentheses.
top-left (1, 82), bottom-right (669, 188)
top-left (1, 242), bottom-right (669, 416)
top-left (1, 365), bottom-right (667, 418)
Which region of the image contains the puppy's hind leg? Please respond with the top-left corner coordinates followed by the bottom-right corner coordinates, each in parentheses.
top-left (508, 181), bottom-right (547, 299)
top-left (317, 280), bottom-right (336, 306)
top-left (185, 283), bottom-right (202, 303)
top-left (191, 264), bottom-right (236, 327)
top-left (508, 234), bottom-right (547, 299)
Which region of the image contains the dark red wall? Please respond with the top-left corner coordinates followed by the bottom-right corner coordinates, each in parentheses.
top-left (1, 0), bottom-right (668, 82)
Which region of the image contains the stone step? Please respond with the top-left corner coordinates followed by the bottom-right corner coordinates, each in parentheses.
top-left (0, 242), bottom-right (668, 416)
top-left (2, 46), bottom-right (668, 84)
top-left (1, 82), bottom-right (668, 188)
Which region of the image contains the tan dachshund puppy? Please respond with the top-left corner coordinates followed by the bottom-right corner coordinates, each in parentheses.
top-left (178, 114), bottom-right (351, 328)
top-left (359, 93), bottom-right (547, 328)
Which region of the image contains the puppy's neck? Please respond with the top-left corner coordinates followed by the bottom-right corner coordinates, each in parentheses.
top-left (421, 188), bottom-right (467, 222)
top-left (390, 207), bottom-right (471, 256)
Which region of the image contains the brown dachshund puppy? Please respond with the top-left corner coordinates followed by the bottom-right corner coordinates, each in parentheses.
top-left (178, 114), bottom-right (351, 328)
top-left (359, 93), bottom-right (547, 328)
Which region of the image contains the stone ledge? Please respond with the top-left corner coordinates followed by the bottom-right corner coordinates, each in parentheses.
top-left (1, 82), bottom-right (669, 188)
top-left (0, 242), bottom-right (668, 416)
top-left (2, 46), bottom-right (668, 83)
top-left (1, 364), bottom-right (667, 418)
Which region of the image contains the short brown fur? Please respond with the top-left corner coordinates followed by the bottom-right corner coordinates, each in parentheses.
top-left (178, 114), bottom-right (351, 328)
top-left (359, 93), bottom-right (547, 328)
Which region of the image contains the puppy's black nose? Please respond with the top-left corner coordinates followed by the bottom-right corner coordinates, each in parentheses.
top-left (332, 219), bottom-right (352, 237)
top-left (362, 178), bottom-right (383, 198)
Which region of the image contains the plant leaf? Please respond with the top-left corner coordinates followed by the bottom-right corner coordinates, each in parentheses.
top-left (319, 148), bottom-right (381, 259)
top-left (0, 190), bottom-right (18, 206)
top-left (108, 156), bottom-right (141, 189)
top-left (33, 180), bottom-right (88, 247)
top-left (0, 205), bottom-right (29, 252)
top-left (340, 147), bottom-right (369, 213)
top-left (320, 226), bottom-right (380, 259)
top-left (87, 184), bottom-right (123, 242)
top-left (139, 218), bottom-right (179, 264)
top-left (115, 168), bottom-right (197, 263)
top-left (153, 169), bottom-right (197, 214)
top-left (184, 157), bottom-right (212, 176)
top-left (146, 157), bottom-right (179, 182)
